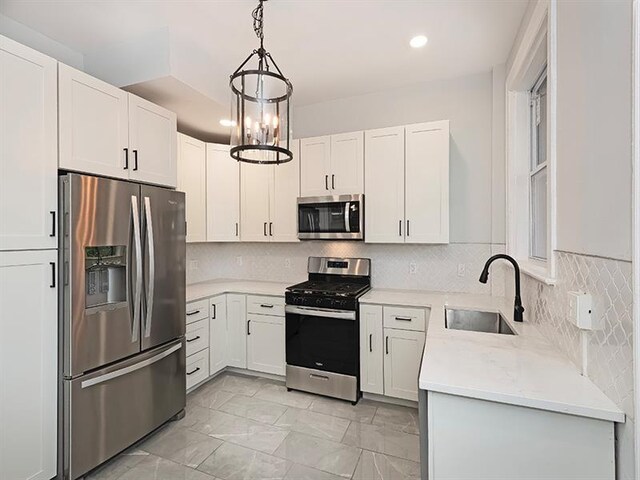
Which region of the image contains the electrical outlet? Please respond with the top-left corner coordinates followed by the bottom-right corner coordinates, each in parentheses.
top-left (236, 256), bottom-right (243, 266)
top-left (189, 260), bottom-right (198, 271)
top-left (284, 258), bottom-right (291, 268)
top-left (409, 263), bottom-right (417, 274)
top-left (457, 263), bottom-right (465, 277)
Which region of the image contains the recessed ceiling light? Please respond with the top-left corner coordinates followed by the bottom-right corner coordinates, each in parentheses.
top-left (410, 35), bottom-right (428, 48)
top-left (220, 119), bottom-right (236, 127)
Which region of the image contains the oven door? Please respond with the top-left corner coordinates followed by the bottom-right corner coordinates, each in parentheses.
top-left (285, 305), bottom-right (358, 376)
top-left (297, 194), bottom-right (363, 240)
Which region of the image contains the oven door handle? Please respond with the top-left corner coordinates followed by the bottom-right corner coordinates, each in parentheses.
top-left (285, 305), bottom-right (356, 321)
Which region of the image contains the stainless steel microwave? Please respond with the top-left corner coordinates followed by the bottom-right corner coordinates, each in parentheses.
top-left (297, 194), bottom-right (364, 240)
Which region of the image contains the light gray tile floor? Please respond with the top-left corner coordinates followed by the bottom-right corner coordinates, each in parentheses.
top-left (86, 372), bottom-right (420, 480)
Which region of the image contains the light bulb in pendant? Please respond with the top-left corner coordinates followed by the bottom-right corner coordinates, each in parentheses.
top-left (272, 116), bottom-right (279, 128)
top-left (245, 116), bottom-right (252, 129)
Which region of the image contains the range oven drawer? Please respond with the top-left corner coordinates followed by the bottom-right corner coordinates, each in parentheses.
top-left (286, 365), bottom-right (358, 402)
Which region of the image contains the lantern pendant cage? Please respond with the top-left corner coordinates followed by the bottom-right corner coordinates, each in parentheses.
top-left (229, 0), bottom-right (293, 164)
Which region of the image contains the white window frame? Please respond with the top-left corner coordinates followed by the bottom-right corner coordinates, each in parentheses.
top-left (506, 0), bottom-right (557, 285)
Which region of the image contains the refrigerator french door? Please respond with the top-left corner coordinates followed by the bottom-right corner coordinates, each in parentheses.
top-left (60, 173), bottom-right (186, 480)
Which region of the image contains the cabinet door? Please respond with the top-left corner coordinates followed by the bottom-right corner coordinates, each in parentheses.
top-left (247, 314), bottom-right (285, 375)
top-left (226, 294), bottom-right (247, 368)
top-left (0, 250), bottom-right (57, 480)
top-left (240, 163), bottom-right (271, 242)
top-left (178, 134), bottom-right (207, 243)
top-left (330, 131), bottom-right (364, 194)
top-left (364, 126), bottom-right (405, 243)
top-left (59, 63), bottom-right (129, 179)
top-left (300, 136), bottom-right (331, 197)
top-left (207, 144), bottom-right (240, 242)
top-left (405, 121), bottom-right (450, 243)
top-left (360, 305), bottom-right (384, 395)
top-left (383, 328), bottom-right (425, 401)
top-left (128, 94), bottom-right (177, 188)
top-left (210, 295), bottom-right (228, 375)
top-left (0, 36), bottom-right (57, 251)
top-left (271, 139), bottom-right (300, 242)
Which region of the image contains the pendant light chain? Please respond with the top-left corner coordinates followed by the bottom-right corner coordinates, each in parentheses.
top-left (252, 0), bottom-right (266, 50)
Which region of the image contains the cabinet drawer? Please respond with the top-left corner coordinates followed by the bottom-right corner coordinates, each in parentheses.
top-left (186, 299), bottom-right (209, 324)
top-left (247, 295), bottom-right (285, 317)
top-left (247, 313), bottom-right (284, 326)
top-left (383, 306), bottom-right (426, 331)
top-left (186, 319), bottom-right (209, 356)
top-left (186, 349), bottom-right (209, 390)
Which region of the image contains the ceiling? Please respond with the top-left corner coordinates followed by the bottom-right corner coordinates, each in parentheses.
top-left (0, 0), bottom-right (528, 140)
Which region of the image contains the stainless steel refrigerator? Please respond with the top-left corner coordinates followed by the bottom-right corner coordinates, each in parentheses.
top-left (59, 173), bottom-right (186, 480)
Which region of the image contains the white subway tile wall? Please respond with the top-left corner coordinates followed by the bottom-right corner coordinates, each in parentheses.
top-left (187, 242), bottom-right (507, 296)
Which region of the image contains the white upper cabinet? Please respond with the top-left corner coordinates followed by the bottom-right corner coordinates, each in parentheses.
top-left (178, 134), bottom-right (207, 242)
top-left (405, 121), bottom-right (450, 243)
top-left (364, 126), bottom-right (405, 243)
top-left (0, 35), bottom-right (58, 251)
top-left (207, 144), bottom-right (240, 242)
top-left (0, 250), bottom-right (57, 480)
top-left (59, 63), bottom-right (129, 180)
top-left (300, 136), bottom-right (331, 197)
top-left (365, 121), bottom-right (450, 244)
top-left (271, 139), bottom-right (300, 242)
top-left (300, 132), bottom-right (364, 197)
top-left (128, 94), bottom-right (177, 187)
top-left (241, 141), bottom-right (300, 243)
top-left (330, 131), bottom-right (364, 195)
top-left (240, 162), bottom-right (271, 242)
top-left (59, 64), bottom-right (177, 188)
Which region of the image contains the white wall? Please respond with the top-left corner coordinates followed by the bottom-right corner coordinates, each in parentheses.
top-left (555, 0), bottom-right (633, 261)
top-left (0, 13), bottom-right (83, 69)
top-left (294, 72), bottom-right (498, 245)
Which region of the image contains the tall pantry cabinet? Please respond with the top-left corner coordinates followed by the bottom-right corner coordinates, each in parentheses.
top-left (0, 34), bottom-right (58, 480)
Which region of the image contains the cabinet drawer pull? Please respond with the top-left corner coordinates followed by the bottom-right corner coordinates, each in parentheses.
top-left (310, 373), bottom-right (329, 381)
top-left (395, 316), bottom-right (413, 322)
top-left (260, 304), bottom-right (274, 308)
top-left (186, 336), bottom-right (201, 343)
top-left (124, 148), bottom-right (129, 169)
top-left (50, 211), bottom-right (56, 237)
top-left (186, 310), bottom-right (200, 316)
top-left (186, 367), bottom-right (201, 376)
top-left (385, 336), bottom-right (389, 355)
top-left (50, 262), bottom-right (56, 288)
top-left (133, 149), bottom-right (139, 171)
top-left (369, 333), bottom-right (372, 352)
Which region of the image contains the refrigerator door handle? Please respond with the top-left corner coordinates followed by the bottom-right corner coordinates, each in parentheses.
top-left (80, 342), bottom-right (182, 389)
top-left (130, 196), bottom-right (143, 343)
top-left (143, 196), bottom-right (155, 338)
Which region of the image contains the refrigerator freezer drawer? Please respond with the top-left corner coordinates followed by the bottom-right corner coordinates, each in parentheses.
top-left (65, 339), bottom-right (186, 480)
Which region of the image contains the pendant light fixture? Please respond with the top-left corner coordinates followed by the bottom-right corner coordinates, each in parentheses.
top-left (229, 0), bottom-right (293, 164)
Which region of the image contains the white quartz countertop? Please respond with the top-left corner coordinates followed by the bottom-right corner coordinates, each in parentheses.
top-left (361, 288), bottom-right (625, 423)
top-left (186, 279), bottom-right (294, 303)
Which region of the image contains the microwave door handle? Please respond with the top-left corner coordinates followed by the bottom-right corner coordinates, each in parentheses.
top-left (143, 196), bottom-right (155, 339)
top-left (344, 202), bottom-right (351, 233)
top-left (130, 196), bottom-right (142, 343)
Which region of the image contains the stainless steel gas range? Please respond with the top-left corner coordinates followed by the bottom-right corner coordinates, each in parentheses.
top-left (285, 257), bottom-right (371, 404)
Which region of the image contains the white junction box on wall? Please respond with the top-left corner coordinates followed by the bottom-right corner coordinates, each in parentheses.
top-left (568, 291), bottom-right (595, 330)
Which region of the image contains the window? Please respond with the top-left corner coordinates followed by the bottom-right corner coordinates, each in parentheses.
top-left (505, 0), bottom-right (555, 284)
top-left (530, 68), bottom-right (547, 260)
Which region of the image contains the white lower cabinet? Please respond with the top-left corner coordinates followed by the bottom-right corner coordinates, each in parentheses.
top-left (210, 295), bottom-right (228, 375)
top-left (186, 349), bottom-right (209, 390)
top-left (226, 294), bottom-right (247, 368)
top-left (0, 250), bottom-right (57, 480)
top-left (247, 314), bottom-right (285, 375)
top-left (360, 304), bottom-right (427, 402)
top-left (360, 305), bottom-right (384, 395)
top-left (383, 328), bottom-right (425, 401)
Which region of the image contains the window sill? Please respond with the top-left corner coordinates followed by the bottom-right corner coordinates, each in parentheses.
top-left (517, 259), bottom-right (557, 286)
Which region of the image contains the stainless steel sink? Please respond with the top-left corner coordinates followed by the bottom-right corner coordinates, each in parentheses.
top-left (445, 309), bottom-right (516, 335)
